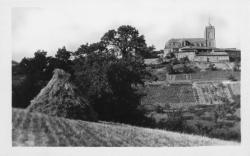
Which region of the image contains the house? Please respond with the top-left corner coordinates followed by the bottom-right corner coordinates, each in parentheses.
top-left (194, 52), bottom-right (229, 62)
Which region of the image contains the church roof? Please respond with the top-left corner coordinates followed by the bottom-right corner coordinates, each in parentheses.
top-left (168, 38), bottom-right (206, 43)
top-left (165, 38), bottom-right (206, 49)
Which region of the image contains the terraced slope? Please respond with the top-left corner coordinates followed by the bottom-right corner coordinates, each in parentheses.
top-left (193, 82), bottom-right (234, 105)
top-left (141, 84), bottom-right (197, 108)
top-left (12, 108), bottom-right (237, 146)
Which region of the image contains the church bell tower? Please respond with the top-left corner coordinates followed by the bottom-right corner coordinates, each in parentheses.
top-left (205, 18), bottom-right (216, 47)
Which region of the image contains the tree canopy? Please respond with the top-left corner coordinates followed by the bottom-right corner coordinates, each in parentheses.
top-left (100, 25), bottom-right (153, 59)
top-left (13, 48), bottom-right (73, 108)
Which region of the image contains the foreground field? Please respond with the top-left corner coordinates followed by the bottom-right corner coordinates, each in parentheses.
top-left (12, 108), bottom-right (238, 146)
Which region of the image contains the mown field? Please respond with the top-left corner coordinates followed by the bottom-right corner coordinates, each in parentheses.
top-left (12, 108), bottom-right (237, 146)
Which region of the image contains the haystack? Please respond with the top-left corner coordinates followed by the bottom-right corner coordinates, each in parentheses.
top-left (27, 69), bottom-right (98, 121)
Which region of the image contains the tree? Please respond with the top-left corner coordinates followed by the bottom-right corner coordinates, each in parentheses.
top-left (75, 42), bottom-right (106, 56)
top-left (74, 43), bottom-right (90, 56)
top-left (228, 74), bottom-right (237, 81)
top-left (14, 50), bottom-right (50, 108)
top-left (166, 52), bottom-right (176, 59)
top-left (180, 56), bottom-right (190, 64)
top-left (73, 50), bottom-right (147, 124)
top-left (208, 63), bottom-right (217, 71)
top-left (54, 46), bottom-right (73, 74)
top-left (140, 45), bottom-right (157, 58)
top-left (72, 25), bottom-right (151, 124)
top-left (55, 46), bottom-right (71, 62)
top-left (13, 48), bottom-right (73, 108)
top-left (100, 25), bottom-right (148, 58)
top-left (233, 61), bottom-right (240, 71)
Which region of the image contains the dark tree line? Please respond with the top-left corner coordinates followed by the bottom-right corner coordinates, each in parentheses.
top-left (12, 25), bottom-right (154, 125)
top-left (12, 47), bottom-right (73, 108)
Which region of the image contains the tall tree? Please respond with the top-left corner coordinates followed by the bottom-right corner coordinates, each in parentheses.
top-left (75, 42), bottom-right (106, 56)
top-left (14, 50), bottom-right (50, 108)
top-left (101, 25), bottom-right (148, 58)
top-left (72, 25), bottom-right (152, 124)
top-left (54, 46), bottom-right (73, 73)
top-left (55, 46), bottom-right (71, 62)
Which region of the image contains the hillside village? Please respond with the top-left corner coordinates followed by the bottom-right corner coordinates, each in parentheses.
top-left (12, 23), bottom-right (241, 146)
top-left (142, 22), bottom-right (241, 141)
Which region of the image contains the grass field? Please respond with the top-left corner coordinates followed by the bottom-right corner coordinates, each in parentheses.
top-left (12, 108), bottom-right (238, 146)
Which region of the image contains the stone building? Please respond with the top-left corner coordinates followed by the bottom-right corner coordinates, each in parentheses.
top-left (204, 23), bottom-right (216, 48)
top-left (193, 52), bottom-right (229, 62)
top-left (164, 21), bottom-right (216, 56)
top-left (174, 51), bottom-right (196, 61)
top-left (163, 21), bottom-right (239, 63)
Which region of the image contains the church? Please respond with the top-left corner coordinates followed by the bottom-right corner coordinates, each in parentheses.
top-left (163, 21), bottom-right (240, 63)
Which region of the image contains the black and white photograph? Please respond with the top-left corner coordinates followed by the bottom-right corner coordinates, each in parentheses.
top-left (1, 0), bottom-right (250, 155)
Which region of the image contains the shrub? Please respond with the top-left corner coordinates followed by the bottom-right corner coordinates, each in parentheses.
top-left (209, 128), bottom-right (240, 141)
top-left (228, 74), bottom-right (237, 81)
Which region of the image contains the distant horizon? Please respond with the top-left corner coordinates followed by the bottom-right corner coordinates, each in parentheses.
top-left (12, 0), bottom-right (243, 61)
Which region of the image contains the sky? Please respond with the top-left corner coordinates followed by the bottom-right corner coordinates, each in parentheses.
top-left (12, 0), bottom-right (245, 61)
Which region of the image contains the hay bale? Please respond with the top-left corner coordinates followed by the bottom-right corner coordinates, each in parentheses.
top-left (27, 69), bottom-right (98, 121)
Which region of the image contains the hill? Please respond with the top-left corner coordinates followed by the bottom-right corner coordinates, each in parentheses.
top-left (12, 108), bottom-right (238, 146)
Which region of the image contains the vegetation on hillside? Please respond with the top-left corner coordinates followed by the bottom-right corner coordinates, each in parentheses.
top-left (12, 25), bottom-right (153, 125)
top-left (165, 56), bottom-right (196, 74)
top-left (12, 48), bottom-right (73, 108)
top-left (140, 86), bottom-right (241, 141)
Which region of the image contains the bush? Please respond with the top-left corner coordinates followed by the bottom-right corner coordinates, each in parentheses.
top-left (207, 63), bottom-right (217, 71)
top-left (209, 128), bottom-right (240, 141)
top-left (228, 74), bottom-right (237, 81)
